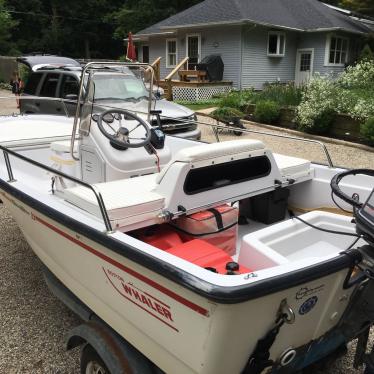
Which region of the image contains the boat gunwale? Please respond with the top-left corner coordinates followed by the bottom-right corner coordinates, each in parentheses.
top-left (0, 177), bottom-right (360, 305)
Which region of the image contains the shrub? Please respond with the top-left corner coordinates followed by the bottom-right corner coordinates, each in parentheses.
top-left (254, 100), bottom-right (280, 124)
top-left (211, 106), bottom-right (244, 122)
top-left (253, 84), bottom-right (302, 107)
top-left (358, 44), bottom-right (374, 63)
top-left (297, 74), bottom-right (337, 130)
top-left (219, 90), bottom-right (255, 111)
top-left (19, 64), bottom-right (30, 86)
top-left (306, 109), bottom-right (334, 135)
top-left (361, 117), bottom-right (374, 146)
top-left (0, 82), bottom-right (11, 90)
top-left (339, 59), bottom-right (374, 89)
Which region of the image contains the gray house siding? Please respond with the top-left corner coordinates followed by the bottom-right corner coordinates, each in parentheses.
top-left (140, 25), bottom-right (364, 91)
top-left (241, 26), bottom-right (298, 89)
top-left (297, 32), bottom-right (343, 77)
top-left (297, 32), bottom-right (362, 78)
top-left (142, 26), bottom-right (242, 88)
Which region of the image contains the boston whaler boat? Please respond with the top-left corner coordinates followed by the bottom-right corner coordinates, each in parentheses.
top-left (0, 62), bottom-right (373, 374)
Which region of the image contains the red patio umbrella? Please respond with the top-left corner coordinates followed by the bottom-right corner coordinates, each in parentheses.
top-left (126, 32), bottom-right (137, 62)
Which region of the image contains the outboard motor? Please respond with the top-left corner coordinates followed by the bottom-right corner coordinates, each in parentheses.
top-left (330, 170), bottom-right (374, 373)
top-left (355, 188), bottom-right (374, 246)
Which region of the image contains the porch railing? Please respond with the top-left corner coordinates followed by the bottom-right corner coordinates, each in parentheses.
top-left (164, 57), bottom-right (189, 100)
top-left (151, 57), bottom-right (162, 83)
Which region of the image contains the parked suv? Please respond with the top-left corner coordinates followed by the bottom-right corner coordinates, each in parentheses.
top-left (18, 56), bottom-right (200, 140)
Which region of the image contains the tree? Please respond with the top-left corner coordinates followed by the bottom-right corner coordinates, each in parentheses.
top-left (340, 0), bottom-right (374, 17)
top-left (359, 44), bottom-right (374, 61)
top-left (6, 0), bottom-right (124, 58)
top-left (0, 0), bottom-right (18, 55)
top-left (111, 0), bottom-right (202, 41)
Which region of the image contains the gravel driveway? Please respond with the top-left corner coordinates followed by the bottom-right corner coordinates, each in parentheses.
top-left (0, 89), bottom-right (19, 116)
top-left (0, 98), bottom-right (372, 373)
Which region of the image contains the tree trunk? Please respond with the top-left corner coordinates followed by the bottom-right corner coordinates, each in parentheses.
top-left (85, 38), bottom-right (91, 60)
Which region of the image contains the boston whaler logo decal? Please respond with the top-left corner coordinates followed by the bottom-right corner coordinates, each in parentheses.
top-left (295, 284), bottom-right (325, 300)
top-left (299, 296), bottom-right (318, 315)
top-left (103, 267), bottom-right (178, 331)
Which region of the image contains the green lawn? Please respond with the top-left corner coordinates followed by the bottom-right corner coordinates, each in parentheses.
top-left (183, 103), bottom-right (216, 111)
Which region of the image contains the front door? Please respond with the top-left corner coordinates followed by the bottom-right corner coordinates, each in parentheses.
top-left (142, 46), bottom-right (149, 63)
top-left (295, 49), bottom-right (313, 86)
top-left (186, 35), bottom-right (201, 69)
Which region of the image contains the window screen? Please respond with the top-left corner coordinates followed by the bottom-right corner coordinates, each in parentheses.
top-left (268, 32), bottom-right (286, 56)
top-left (166, 39), bottom-right (177, 67)
top-left (328, 36), bottom-right (348, 65)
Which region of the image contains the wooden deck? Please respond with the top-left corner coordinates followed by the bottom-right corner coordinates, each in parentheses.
top-left (151, 56), bottom-right (232, 100)
top-left (158, 80), bottom-right (233, 101)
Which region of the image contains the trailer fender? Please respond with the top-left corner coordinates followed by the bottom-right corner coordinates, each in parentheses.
top-left (66, 321), bottom-right (155, 374)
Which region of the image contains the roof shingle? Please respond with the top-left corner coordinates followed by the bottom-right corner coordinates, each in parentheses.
top-left (137, 0), bottom-right (371, 35)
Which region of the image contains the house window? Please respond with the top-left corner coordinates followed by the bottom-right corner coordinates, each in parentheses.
top-left (166, 39), bottom-right (177, 68)
top-left (325, 35), bottom-right (349, 65)
top-left (268, 32), bottom-right (286, 57)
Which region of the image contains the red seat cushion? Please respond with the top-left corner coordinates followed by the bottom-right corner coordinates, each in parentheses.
top-left (166, 239), bottom-right (250, 275)
top-left (136, 226), bottom-right (184, 251)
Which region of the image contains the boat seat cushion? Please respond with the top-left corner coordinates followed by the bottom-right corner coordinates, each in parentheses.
top-left (174, 139), bottom-right (265, 163)
top-left (273, 153), bottom-right (312, 181)
top-left (156, 139), bottom-right (265, 184)
top-left (64, 174), bottom-right (164, 228)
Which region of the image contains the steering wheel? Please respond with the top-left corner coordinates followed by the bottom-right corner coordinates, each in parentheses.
top-left (331, 169), bottom-right (374, 208)
top-left (96, 108), bottom-right (151, 149)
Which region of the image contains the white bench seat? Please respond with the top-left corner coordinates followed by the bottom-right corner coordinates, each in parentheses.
top-left (64, 174), bottom-right (164, 229)
top-left (273, 153), bottom-right (313, 182)
top-left (62, 141), bottom-right (313, 231)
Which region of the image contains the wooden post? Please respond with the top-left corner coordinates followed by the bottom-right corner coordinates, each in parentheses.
top-left (167, 80), bottom-right (173, 101)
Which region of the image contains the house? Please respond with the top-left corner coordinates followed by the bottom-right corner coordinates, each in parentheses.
top-left (133, 0), bottom-right (373, 90)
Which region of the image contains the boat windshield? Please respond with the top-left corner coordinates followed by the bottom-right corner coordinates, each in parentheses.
top-left (92, 74), bottom-right (149, 102)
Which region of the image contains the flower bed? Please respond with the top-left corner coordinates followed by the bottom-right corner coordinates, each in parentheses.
top-left (213, 60), bottom-right (374, 146)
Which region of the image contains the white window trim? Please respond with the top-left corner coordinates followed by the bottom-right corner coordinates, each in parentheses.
top-left (186, 33), bottom-right (201, 64)
top-left (267, 31), bottom-right (286, 57)
top-left (324, 34), bottom-right (349, 67)
top-left (166, 38), bottom-right (178, 68)
top-left (295, 48), bottom-right (315, 86)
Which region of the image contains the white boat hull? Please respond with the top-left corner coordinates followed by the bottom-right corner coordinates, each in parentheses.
top-left (1, 190), bottom-right (356, 374)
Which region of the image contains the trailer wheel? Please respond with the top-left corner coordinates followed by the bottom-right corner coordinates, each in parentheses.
top-left (233, 130), bottom-right (243, 136)
top-left (81, 344), bottom-right (110, 374)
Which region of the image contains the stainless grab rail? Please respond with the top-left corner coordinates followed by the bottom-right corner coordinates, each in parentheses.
top-left (208, 119), bottom-right (334, 168)
top-left (93, 106), bottom-right (334, 168)
top-left (0, 145), bottom-right (113, 233)
top-left (71, 61), bottom-right (155, 162)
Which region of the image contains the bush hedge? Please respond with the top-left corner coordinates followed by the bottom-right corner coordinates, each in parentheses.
top-left (254, 100), bottom-right (280, 124)
top-left (211, 107), bottom-right (245, 122)
top-left (361, 117), bottom-right (374, 146)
